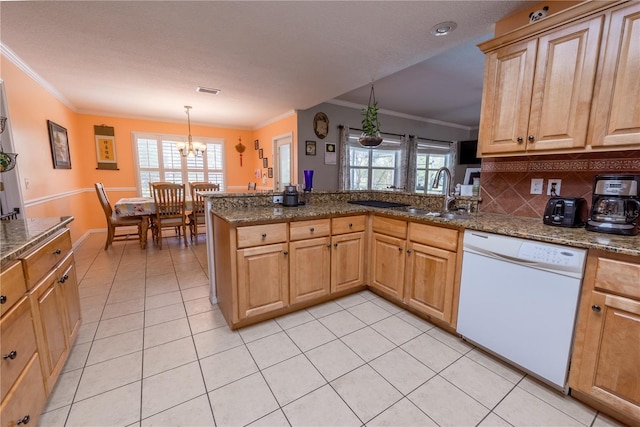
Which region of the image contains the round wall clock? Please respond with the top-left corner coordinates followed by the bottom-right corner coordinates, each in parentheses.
top-left (313, 112), bottom-right (329, 139)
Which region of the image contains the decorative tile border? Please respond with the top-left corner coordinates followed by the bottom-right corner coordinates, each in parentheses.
top-left (529, 159), bottom-right (589, 171)
top-left (482, 157), bottom-right (640, 173)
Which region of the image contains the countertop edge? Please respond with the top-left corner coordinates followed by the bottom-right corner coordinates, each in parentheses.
top-left (1, 216), bottom-right (75, 264)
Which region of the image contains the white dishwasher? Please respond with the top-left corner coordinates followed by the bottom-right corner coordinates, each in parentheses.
top-left (457, 230), bottom-right (587, 393)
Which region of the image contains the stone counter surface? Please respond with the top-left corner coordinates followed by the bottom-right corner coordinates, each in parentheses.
top-left (0, 216), bottom-right (74, 264)
top-left (207, 193), bottom-right (639, 257)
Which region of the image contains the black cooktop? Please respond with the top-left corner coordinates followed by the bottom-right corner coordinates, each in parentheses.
top-left (348, 200), bottom-right (410, 208)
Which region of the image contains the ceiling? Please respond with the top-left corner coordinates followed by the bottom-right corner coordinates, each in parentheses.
top-left (0, 1), bottom-right (537, 130)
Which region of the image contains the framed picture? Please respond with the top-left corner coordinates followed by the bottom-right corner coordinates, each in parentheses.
top-left (268, 167), bottom-right (273, 178)
top-left (263, 158), bottom-right (269, 168)
top-left (324, 142), bottom-right (336, 165)
top-left (313, 112), bottom-right (329, 139)
top-left (464, 167), bottom-right (481, 185)
top-left (48, 120), bottom-right (71, 169)
top-left (258, 148), bottom-right (264, 159)
top-left (305, 140), bottom-right (316, 156)
top-left (254, 139), bottom-right (259, 150)
top-left (95, 135), bottom-right (117, 163)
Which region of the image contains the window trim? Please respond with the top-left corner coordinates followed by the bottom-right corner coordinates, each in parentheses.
top-left (132, 132), bottom-right (226, 197)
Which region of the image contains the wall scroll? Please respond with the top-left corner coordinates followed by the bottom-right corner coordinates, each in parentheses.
top-left (95, 125), bottom-right (118, 170)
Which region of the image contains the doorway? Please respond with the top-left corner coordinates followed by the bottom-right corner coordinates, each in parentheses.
top-left (273, 133), bottom-right (293, 192)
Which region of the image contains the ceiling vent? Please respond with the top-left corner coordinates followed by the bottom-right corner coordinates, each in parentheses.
top-left (196, 86), bottom-right (221, 95)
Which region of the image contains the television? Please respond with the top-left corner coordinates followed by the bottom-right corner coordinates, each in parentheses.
top-left (459, 140), bottom-right (481, 165)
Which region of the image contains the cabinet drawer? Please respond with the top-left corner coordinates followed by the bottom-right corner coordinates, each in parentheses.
top-left (332, 215), bottom-right (366, 235)
top-left (0, 353), bottom-right (46, 427)
top-left (592, 254), bottom-right (640, 300)
top-left (237, 223), bottom-right (287, 249)
top-left (1, 297), bottom-right (37, 401)
top-left (21, 229), bottom-right (71, 290)
top-left (0, 261), bottom-right (27, 316)
top-left (372, 216), bottom-right (407, 239)
top-left (290, 219), bottom-right (330, 241)
top-left (409, 222), bottom-right (458, 252)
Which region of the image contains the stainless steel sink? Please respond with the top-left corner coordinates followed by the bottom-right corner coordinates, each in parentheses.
top-left (439, 212), bottom-right (472, 220)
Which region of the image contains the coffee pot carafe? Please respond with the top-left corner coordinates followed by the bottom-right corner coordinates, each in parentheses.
top-left (586, 174), bottom-right (640, 236)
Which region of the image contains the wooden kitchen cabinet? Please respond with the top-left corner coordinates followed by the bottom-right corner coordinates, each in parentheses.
top-left (569, 250), bottom-right (640, 426)
top-left (236, 239), bottom-right (289, 320)
top-left (369, 216), bottom-right (407, 300)
top-left (404, 223), bottom-right (459, 325)
top-left (478, 15), bottom-right (603, 156)
top-left (0, 353), bottom-right (46, 427)
top-left (24, 229), bottom-right (81, 394)
top-left (289, 219), bottom-right (331, 305)
top-left (590, 2), bottom-right (640, 150)
top-left (331, 215), bottom-right (366, 293)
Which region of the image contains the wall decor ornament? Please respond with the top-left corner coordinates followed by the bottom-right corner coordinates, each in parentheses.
top-left (95, 125), bottom-right (118, 170)
top-left (48, 120), bottom-right (71, 169)
top-left (313, 112), bottom-right (329, 139)
top-left (263, 158), bottom-right (268, 168)
top-left (235, 136), bottom-right (246, 166)
top-left (254, 139), bottom-right (259, 150)
top-left (305, 140), bottom-right (316, 156)
top-left (268, 167), bottom-right (273, 178)
top-left (258, 148), bottom-right (264, 159)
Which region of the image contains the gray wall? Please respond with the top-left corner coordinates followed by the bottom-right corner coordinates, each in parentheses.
top-left (296, 102), bottom-right (475, 190)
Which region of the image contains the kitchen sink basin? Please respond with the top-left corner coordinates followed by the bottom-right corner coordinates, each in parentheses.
top-left (439, 212), bottom-right (472, 220)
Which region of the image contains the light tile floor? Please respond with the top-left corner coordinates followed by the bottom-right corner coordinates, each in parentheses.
top-left (38, 231), bottom-right (625, 427)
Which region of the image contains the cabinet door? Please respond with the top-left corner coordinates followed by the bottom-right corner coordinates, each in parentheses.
top-left (289, 237), bottom-right (330, 305)
top-left (0, 353), bottom-right (46, 427)
top-left (478, 38), bottom-right (537, 155)
top-left (58, 254), bottom-right (81, 345)
top-left (370, 233), bottom-right (406, 300)
top-left (572, 291), bottom-right (640, 421)
top-left (237, 243), bottom-right (288, 320)
top-left (331, 231), bottom-right (365, 293)
top-left (29, 271), bottom-right (69, 394)
top-left (528, 16), bottom-right (603, 151)
top-left (591, 2), bottom-right (640, 149)
top-left (404, 242), bottom-right (456, 323)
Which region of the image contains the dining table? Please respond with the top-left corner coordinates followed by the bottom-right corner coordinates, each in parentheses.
top-left (114, 197), bottom-right (193, 247)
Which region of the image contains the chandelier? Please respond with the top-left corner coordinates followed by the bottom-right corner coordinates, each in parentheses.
top-left (176, 106), bottom-right (206, 157)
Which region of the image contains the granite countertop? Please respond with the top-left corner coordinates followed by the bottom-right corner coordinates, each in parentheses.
top-left (1, 216), bottom-right (75, 264)
top-left (211, 203), bottom-right (640, 257)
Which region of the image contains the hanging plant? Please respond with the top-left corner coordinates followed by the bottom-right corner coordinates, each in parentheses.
top-left (359, 84), bottom-right (383, 147)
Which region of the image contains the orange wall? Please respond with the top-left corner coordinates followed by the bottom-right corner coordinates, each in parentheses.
top-left (1, 54), bottom-right (297, 244)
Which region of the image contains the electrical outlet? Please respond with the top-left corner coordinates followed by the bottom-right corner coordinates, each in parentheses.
top-left (530, 178), bottom-right (543, 194)
top-left (547, 179), bottom-right (562, 196)
top-left (272, 195), bottom-right (283, 204)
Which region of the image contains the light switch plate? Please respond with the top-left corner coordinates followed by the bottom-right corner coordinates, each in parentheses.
top-left (530, 178), bottom-right (543, 194)
top-left (547, 179), bottom-right (562, 196)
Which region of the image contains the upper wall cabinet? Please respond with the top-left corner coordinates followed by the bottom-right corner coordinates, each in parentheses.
top-left (477, 1), bottom-right (639, 157)
top-left (590, 2), bottom-right (640, 149)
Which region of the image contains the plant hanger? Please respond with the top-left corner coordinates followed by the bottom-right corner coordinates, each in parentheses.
top-left (359, 83), bottom-right (383, 148)
top-left (0, 116), bottom-right (18, 173)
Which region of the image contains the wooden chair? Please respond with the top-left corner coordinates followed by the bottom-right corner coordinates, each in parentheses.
top-left (95, 183), bottom-right (146, 250)
top-left (188, 182), bottom-right (220, 244)
top-left (151, 183), bottom-right (188, 249)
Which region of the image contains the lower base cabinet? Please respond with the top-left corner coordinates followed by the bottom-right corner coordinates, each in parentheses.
top-left (290, 237), bottom-right (331, 305)
top-left (569, 250), bottom-right (640, 426)
top-left (0, 353), bottom-right (46, 427)
top-left (237, 243), bottom-right (289, 320)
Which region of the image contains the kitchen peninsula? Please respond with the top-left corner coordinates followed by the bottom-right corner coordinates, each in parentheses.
top-left (205, 190), bottom-right (640, 425)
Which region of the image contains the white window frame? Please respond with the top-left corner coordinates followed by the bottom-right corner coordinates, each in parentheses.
top-left (132, 132), bottom-right (226, 197)
top-left (347, 133), bottom-right (402, 190)
top-left (415, 141), bottom-right (453, 195)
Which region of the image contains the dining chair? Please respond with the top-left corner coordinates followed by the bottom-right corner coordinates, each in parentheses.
top-left (95, 183), bottom-right (146, 250)
top-left (188, 182), bottom-right (220, 244)
top-left (151, 183), bottom-right (188, 249)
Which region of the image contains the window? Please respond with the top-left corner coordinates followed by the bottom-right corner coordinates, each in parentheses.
top-left (348, 134), bottom-right (402, 190)
top-left (415, 142), bottom-right (452, 195)
top-left (133, 133), bottom-right (225, 197)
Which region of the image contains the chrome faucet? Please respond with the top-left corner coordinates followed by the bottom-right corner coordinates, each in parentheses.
top-left (432, 167), bottom-right (455, 212)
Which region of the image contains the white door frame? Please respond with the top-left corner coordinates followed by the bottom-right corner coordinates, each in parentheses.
top-left (0, 80), bottom-right (25, 219)
top-left (272, 132), bottom-right (294, 191)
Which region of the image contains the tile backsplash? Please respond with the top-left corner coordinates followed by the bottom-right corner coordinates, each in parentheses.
top-left (479, 150), bottom-right (640, 218)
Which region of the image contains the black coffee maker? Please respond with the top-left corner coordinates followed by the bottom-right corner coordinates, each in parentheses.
top-left (586, 174), bottom-right (640, 236)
